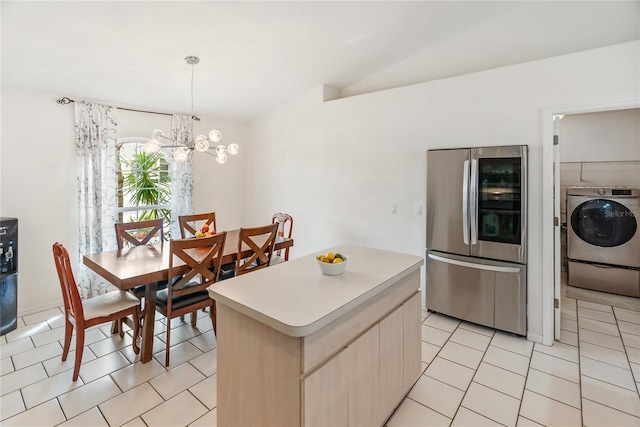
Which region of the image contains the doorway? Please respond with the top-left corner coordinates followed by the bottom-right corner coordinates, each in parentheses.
top-left (542, 98), bottom-right (640, 345)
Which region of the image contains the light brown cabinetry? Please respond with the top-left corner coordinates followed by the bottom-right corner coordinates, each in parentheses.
top-left (214, 252), bottom-right (423, 427)
top-left (303, 291), bottom-right (421, 427)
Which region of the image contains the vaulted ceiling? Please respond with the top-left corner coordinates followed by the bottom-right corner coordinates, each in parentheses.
top-left (2, 1), bottom-right (638, 121)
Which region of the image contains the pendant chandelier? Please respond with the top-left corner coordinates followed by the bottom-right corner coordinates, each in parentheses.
top-left (144, 56), bottom-right (239, 164)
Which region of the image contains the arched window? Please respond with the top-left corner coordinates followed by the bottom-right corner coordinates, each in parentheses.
top-left (117, 137), bottom-right (172, 240)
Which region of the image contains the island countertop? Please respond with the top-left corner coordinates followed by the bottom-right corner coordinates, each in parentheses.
top-left (208, 244), bottom-right (423, 337)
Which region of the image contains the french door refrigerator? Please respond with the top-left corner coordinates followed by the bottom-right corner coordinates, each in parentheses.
top-left (426, 146), bottom-right (527, 336)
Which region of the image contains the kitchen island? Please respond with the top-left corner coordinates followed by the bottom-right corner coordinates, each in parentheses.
top-left (208, 244), bottom-right (423, 427)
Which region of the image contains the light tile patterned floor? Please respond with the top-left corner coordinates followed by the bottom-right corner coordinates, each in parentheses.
top-left (1, 295), bottom-right (639, 426)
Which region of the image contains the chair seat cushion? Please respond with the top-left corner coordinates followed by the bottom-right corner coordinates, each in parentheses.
top-left (211, 263), bottom-right (236, 281)
top-left (156, 282), bottom-right (210, 310)
top-left (129, 279), bottom-right (168, 298)
top-left (84, 291), bottom-right (140, 321)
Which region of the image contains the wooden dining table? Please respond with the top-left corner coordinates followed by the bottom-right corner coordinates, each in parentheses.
top-left (82, 229), bottom-right (294, 363)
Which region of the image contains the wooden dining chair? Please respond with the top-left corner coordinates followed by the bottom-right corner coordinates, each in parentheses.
top-left (271, 212), bottom-right (293, 264)
top-left (179, 212), bottom-right (235, 280)
top-left (115, 219), bottom-right (164, 249)
top-left (114, 219), bottom-right (168, 321)
top-left (155, 232), bottom-right (226, 366)
top-left (236, 223), bottom-right (279, 276)
top-left (178, 212), bottom-right (217, 238)
top-left (52, 242), bottom-right (140, 381)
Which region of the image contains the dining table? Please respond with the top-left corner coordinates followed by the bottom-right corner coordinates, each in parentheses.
top-left (82, 229), bottom-right (294, 363)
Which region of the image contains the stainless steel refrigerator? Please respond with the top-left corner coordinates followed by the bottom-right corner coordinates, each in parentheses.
top-left (426, 146), bottom-right (527, 336)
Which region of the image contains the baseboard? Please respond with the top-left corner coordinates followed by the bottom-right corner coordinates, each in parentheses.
top-left (18, 299), bottom-right (64, 318)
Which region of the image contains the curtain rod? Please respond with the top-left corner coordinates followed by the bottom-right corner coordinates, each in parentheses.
top-left (55, 97), bottom-right (200, 121)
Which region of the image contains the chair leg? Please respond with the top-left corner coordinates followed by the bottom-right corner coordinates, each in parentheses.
top-left (165, 318), bottom-right (171, 367)
top-left (211, 302), bottom-right (217, 335)
top-left (131, 310), bottom-right (140, 355)
top-left (110, 320), bottom-right (120, 335)
top-left (72, 327), bottom-right (85, 382)
top-left (62, 319), bottom-right (73, 361)
top-left (191, 311), bottom-right (197, 327)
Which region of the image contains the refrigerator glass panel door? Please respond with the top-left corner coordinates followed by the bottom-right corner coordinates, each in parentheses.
top-left (427, 149), bottom-right (470, 256)
top-left (477, 156), bottom-right (522, 244)
top-left (470, 146), bottom-right (527, 264)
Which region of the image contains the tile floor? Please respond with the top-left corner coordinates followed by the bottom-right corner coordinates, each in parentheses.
top-left (1, 294), bottom-right (639, 426)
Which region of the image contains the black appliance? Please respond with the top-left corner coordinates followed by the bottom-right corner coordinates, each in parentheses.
top-left (1, 217), bottom-right (18, 335)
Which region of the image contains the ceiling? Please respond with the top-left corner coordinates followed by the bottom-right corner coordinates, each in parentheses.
top-left (2, 1), bottom-right (639, 121)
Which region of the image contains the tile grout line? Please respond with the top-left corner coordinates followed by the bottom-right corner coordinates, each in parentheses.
top-left (612, 309), bottom-right (640, 399)
top-left (441, 321), bottom-right (500, 426)
top-left (573, 300), bottom-right (585, 427)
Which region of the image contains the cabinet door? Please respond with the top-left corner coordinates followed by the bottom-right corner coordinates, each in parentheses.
top-left (379, 306), bottom-right (404, 412)
top-left (303, 349), bottom-right (348, 427)
top-left (403, 292), bottom-right (422, 391)
top-left (349, 324), bottom-right (380, 427)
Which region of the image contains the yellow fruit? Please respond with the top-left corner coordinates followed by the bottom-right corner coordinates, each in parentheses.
top-left (333, 258), bottom-right (343, 264)
top-left (195, 231), bottom-right (204, 238)
top-left (326, 252), bottom-right (335, 261)
top-left (316, 255), bottom-right (323, 261)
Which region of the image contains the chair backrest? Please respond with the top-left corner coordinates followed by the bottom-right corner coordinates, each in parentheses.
top-left (167, 232), bottom-right (227, 303)
top-left (52, 242), bottom-right (84, 322)
top-left (115, 219), bottom-right (164, 250)
top-left (178, 212), bottom-right (217, 238)
top-left (236, 223), bottom-right (278, 276)
top-left (272, 213), bottom-right (293, 260)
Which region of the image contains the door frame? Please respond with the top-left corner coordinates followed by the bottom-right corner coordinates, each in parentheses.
top-left (541, 96), bottom-right (639, 346)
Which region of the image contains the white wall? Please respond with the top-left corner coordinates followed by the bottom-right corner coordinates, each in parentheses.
top-left (1, 88), bottom-right (77, 314)
top-left (244, 41), bottom-right (640, 342)
top-left (0, 88), bottom-right (246, 314)
top-left (559, 108), bottom-right (640, 222)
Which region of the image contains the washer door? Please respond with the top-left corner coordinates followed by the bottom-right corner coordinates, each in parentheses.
top-left (570, 199), bottom-right (637, 247)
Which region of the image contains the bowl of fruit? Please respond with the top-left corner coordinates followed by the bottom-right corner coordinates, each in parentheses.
top-left (194, 223), bottom-right (216, 238)
top-left (316, 252), bottom-right (348, 276)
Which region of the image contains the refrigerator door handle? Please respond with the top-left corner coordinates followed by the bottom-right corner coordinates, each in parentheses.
top-left (428, 253), bottom-right (521, 274)
top-left (470, 158), bottom-right (478, 244)
top-left (462, 160), bottom-right (469, 245)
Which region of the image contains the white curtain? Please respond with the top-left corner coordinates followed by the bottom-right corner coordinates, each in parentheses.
top-left (170, 114), bottom-right (194, 239)
top-left (75, 101), bottom-right (118, 298)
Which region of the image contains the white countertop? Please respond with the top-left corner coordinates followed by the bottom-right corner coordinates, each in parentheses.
top-left (208, 244), bottom-right (423, 337)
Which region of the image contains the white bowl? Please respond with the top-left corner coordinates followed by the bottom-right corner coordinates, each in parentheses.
top-left (316, 255), bottom-right (348, 276)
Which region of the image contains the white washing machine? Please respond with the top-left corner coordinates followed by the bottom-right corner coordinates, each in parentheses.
top-left (567, 187), bottom-right (640, 297)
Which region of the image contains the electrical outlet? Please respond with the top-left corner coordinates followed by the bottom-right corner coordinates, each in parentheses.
top-left (390, 204), bottom-right (397, 214)
top-left (415, 205), bottom-right (422, 216)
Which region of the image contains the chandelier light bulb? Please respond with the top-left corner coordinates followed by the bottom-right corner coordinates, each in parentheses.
top-left (195, 136), bottom-right (210, 152)
top-left (209, 129), bottom-right (223, 143)
top-left (152, 129), bottom-right (165, 140)
top-left (173, 148), bottom-right (189, 162)
top-left (216, 152), bottom-right (228, 164)
top-left (144, 139), bottom-right (161, 153)
top-left (215, 144), bottom-right (227, 155)
top-left (227, 143), bottom-right (240, 155)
